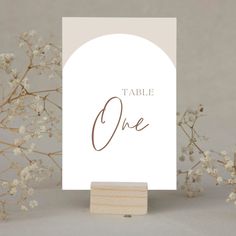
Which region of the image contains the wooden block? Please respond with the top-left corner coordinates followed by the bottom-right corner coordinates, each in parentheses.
top-left (90, 182), bottom-right (148, 215)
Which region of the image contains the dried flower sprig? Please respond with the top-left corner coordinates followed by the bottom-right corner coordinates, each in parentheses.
top-left (178, 106), bottom-right (236, 205)
top-left (0, 30), bottom-right (62, 219)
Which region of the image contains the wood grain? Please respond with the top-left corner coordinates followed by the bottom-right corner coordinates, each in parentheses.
top-left (90, 182), bottom-right (148, 215)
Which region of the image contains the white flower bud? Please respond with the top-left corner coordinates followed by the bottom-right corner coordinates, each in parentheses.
top-left (216, 176), bottom-right (223, 184)
top-left (21, 205), bottom-right (28, 211)
top-left (229, 192), bottom-right (236, 200)
top-left (19, 125), bottom-right (26, 134)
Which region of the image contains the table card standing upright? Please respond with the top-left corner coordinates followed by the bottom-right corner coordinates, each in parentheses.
top-left (63, 18), bottom-right (176, 215)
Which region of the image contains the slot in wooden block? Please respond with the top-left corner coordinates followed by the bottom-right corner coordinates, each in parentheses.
top-left (90, 182), bottom-right (148, 215)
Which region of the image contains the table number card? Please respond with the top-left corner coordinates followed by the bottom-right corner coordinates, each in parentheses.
top-left (63, 18), bottom-right (176, 190)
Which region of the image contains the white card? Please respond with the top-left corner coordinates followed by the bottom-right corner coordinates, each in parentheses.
top-left (63, 18), bottom-right (176, 190)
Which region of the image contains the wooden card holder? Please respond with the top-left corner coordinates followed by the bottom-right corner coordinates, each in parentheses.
top-left (90, 182), bottom-right (148, 215)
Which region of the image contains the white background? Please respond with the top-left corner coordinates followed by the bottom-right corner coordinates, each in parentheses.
top-left (63, 33), bottom-right (176, 189)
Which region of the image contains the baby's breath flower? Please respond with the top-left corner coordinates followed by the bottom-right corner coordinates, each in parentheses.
top-left (187, 191), bottom-right (194, 198)
top-left (19, 125), bottom-right (26, 134)
top-left (206, 168), bottom-right (212, 174)
top-left (9, 187), bottom-right (17, 195)
top-left (14, 138), bottom-right (21, 146)
top-left (195, 169), bottom-right (203, 176)
top-left (229, 192), bottom-right (236, 200)
top-left (33, 50), bottom-right (39, 56)
top-left (29, 200), bottom-right (38, 208)
top-left (1, 181), bottom-right (9, 188)
top-left (225, 160), bottom-right (234, 171)
top-left (44, 45), bottom-right (50, 51)
top-left (188, 169), bottom-right (193, 176)
top-left (13, 147), bottom-right (21, 156)
top-left (11, 68), bottom-right (17, 77)
top-left (204, 151), bottom-right (210, 156)
top-left (20, 205), bottom-right (28, 211)
top-left (216, 176), bottom-right (223, 184)
top-left (12, 179), bottom-right (19, 186)
top-left (40, 125), bottom-right (46, 132)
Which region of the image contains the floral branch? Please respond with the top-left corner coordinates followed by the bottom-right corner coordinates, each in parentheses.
top-left (0, 30), bottom-right (62, 220)
top-left (178, 106), bottom-right (236, 204)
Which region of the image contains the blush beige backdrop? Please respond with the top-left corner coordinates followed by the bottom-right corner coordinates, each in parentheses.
top-left (0, 0), bottom-right (236, 235)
